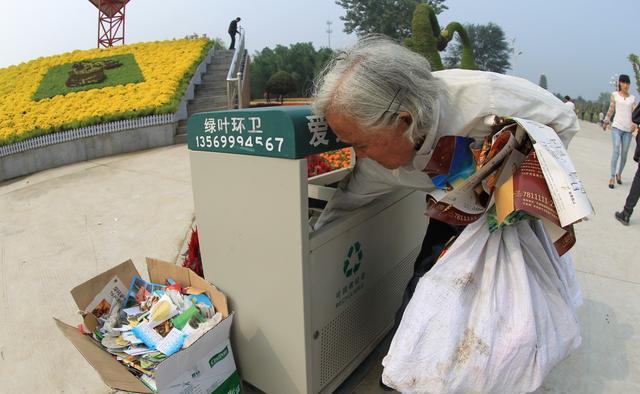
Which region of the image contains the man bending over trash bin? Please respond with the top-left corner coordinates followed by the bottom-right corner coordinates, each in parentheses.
top-left (312, 35), bottom-right (583, 393)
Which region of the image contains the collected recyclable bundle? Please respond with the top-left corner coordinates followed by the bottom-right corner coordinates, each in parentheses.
top-left (382, 117), bottom-right (593, 394)
top-left (55, 258), bottom-right (240, 394)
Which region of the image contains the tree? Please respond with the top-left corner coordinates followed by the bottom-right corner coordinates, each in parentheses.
top-left (250, 43), bottom-right (334, 99)
top-left (265, 71), bottom-right (297, 102)
top-left (404, 4), bottom-right (476, 71)
top-left (404, 3), bottom-right (443, 70)
top-left (443, 23), bottom-right (511, 73)
top-left (212, 38), bottom-right (225, 50)
top-left (629, 54), bottom-right (640, 94)
top-left (539, 74), bottom-right (548, 90)
top-left (336, 0), bottom-right (447, 40)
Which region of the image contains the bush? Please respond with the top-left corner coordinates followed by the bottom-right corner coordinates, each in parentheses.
top-left (265, 71), bottom-right (297, 99)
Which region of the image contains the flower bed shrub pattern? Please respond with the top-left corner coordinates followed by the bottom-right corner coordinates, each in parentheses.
top-left (0, 38), bottom-right (212, 146)
top-left (33, 53), bottom-right (144, 101)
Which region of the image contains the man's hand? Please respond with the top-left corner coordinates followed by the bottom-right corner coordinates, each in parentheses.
top-left (602, 120), bottom-right (610, 131)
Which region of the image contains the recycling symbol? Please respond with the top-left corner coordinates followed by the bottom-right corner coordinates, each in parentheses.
top-left (343, 241), bottom-right (363, 278)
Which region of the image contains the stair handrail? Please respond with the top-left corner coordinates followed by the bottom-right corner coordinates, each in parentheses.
top-left (227, 27), bottom-right (246, 109)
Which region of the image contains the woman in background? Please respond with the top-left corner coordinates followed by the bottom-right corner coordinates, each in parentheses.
top-left (603, 74), bottom-right (637, 188)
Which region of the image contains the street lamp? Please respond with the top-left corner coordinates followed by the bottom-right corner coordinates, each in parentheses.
top-left (511, 38), bottom-right (523, 75)
top-left (326, 20), bottom-right (333, 49)
top-left (610, 74), bottom-right (619, 92)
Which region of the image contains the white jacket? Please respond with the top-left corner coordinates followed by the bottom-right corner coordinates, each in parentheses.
top-left (315, 69), bottom-right (580, 229)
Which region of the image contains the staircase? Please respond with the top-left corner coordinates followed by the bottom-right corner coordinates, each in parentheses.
top-left (174, 50), bottom-right (235, 144)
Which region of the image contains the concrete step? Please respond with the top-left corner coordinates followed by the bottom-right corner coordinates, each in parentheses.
top-left (191, 95), bottom-right (227, 105)
top-left (173, 133), bottom-right (188, 144)
top-left (193, 91), bottom-right (227, 101)
top-left (207, 64), bottom-right (232, 71)
top-left (189, 105), bottom-right (227, 114)
top-left (189, 102), bottom-right (228, 114)
top-left (203, 74), bottom-right (229, 82)
top-left (197, 81), bottom-right (226, 89)
top-left (176, 50), bottom-right (235, 122)
top-left (196, 87), bottom-right (226, 97)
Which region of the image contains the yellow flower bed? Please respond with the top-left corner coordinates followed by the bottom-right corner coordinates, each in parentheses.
top-left (0, 38), bottom-right (212, 146)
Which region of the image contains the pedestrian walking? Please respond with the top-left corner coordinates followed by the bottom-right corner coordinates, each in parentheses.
top-left (598, 111), bottom-right (604, 127)
top-left (603, 74), bottom-right (638, 188)
top-left (228, 17), bottom-right (241, 50)
top-left (563, 96), bottom-right (576, 113)
top-left (615, 107), bottom-right (640, 225)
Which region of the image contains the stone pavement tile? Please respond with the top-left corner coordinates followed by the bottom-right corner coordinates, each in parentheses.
top-left (349, 271), bottom-right (640, 394)
top-left (0, 151), bottom-right (194, 393)
top-left (350, 360), bottom-right (392, 394)
top-left (88, 144), bottom-right (191, 184)
top-left (0, 159), bottom-right (100, 197)
top-left (568, 122), bottom-right (640, 284)
top-left (534, 271), bottom-right (640, 393)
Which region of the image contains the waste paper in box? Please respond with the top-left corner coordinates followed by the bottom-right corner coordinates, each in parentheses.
top-left (54, 258), bottom-right (241, 393)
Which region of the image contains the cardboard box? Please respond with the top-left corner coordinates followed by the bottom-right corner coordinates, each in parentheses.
top-left (54, 258), bottom-right (241, 393)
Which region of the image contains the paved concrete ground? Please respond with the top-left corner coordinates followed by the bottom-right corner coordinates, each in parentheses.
top-left (0, 121), bottom-right (638, 393)
top-left (0, 145), bottom-right (194, 393)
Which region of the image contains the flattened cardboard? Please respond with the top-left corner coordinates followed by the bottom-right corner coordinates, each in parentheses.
top-left (147, 258), bottom-right (191, 289)
top-left (54, 318), bottom-right (152, 394)
top-left (146, 258), bottom-right (229, 318)
top-left (71, 260), bottom-right (140, 311)
top-left (188, 269), bottom-right (229, 318)
top-left (156, 313), bottom-right (235, 391)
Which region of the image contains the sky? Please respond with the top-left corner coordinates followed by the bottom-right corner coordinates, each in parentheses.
top-left (1, 0), bottom-right (637, 100)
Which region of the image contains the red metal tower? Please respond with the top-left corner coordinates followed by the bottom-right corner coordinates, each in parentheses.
top-left (89, 0), bottom-right (130, 48)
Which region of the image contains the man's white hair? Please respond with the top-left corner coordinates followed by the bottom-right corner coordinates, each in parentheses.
top-left (312, 35), bottom-right (442, 143)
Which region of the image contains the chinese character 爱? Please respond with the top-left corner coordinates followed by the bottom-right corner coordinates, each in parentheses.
top-left (306, 115), bottom-right (330, 147)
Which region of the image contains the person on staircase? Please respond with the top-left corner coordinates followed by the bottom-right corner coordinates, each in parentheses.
top-left (228, 17), bottom-right (241, 50)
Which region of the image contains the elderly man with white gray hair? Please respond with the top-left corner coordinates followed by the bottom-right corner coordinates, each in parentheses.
top-left (312, 35), bottom-right (579, 389)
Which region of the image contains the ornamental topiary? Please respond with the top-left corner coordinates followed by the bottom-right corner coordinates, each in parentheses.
top-left (404, 3), bottom-right (477, 71)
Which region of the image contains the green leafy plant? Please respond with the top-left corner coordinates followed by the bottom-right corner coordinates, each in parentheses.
top-left (539, 74), bottom-right (548, 89)
top-left (444, 23), bottom-right (511, 73)
top-left (336, 0), bottom-right (447, 40)
top-left (404, 3), bottom-right (476, 71)
top-left (629, 54), bottom-right (640, 95)
top-left (250, 43), bottom-right (333, 99)
top-left (265, 71), bottom-right (298, 101)
top-left (33, 54), bottom-right (144, 101)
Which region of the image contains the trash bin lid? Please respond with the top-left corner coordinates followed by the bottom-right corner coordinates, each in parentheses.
top-left (187, 105), bottom-right (346, 159)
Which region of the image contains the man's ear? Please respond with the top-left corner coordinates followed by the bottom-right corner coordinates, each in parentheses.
top-left (398, 111), bottom-right (413, 126)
